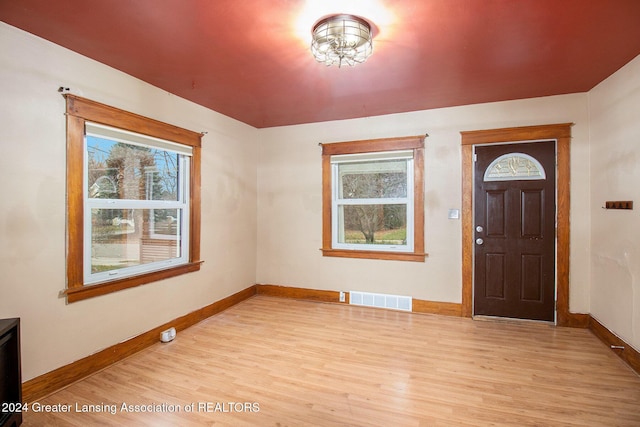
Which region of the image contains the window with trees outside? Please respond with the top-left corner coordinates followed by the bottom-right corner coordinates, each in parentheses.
top-left (321, 135), bottom-right (426, 262)
top-left (64, 95), bottom-right (202, 302)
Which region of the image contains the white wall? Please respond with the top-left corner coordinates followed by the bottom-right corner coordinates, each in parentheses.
top-left (589, 54), bottom-right (640, 351)
top-left (256, 94), bottom-right (592, 313)
top-left (0, 23), bottom-right (258, 381)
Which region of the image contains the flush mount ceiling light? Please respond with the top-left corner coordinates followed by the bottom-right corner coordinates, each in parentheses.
top-left (311, 14), bottom-right (373, 67)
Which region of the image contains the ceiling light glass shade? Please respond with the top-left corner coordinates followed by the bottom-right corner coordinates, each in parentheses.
top-left (311, 14), bottom-right (373, 67)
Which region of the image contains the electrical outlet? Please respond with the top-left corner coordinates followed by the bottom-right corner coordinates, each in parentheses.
top-left (339, 291), bottom-right (346, 302)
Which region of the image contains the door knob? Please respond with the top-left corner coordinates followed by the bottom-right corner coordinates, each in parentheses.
top-left (476, 225), bottom-right (484, 233)
top-left (476, 238), bottom-right (484, 245)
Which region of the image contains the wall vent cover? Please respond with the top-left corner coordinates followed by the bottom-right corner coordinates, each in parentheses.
top-left (349, 291), bottom-right (412, 312)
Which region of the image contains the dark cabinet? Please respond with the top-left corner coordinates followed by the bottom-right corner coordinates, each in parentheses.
top-left (0, 318), bottom-right (21, 427)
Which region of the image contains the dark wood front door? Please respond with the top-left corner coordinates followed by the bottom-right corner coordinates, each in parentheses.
top-left (473, 141), bottom-right (556, 321)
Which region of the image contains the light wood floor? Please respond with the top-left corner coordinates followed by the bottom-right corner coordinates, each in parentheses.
top-left (23, 295), bottom-right (640, 426)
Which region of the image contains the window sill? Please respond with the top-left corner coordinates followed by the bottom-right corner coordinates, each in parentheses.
top-left (63, 261), bottom-right (203, 303)
top-left (321, 248), bottom-right (427, 262)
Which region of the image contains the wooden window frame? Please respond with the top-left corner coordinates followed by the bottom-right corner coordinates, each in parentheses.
top-left (321, 135), bottom-right (427, 262)
top-left (64, 95), bottom-right (202, 303)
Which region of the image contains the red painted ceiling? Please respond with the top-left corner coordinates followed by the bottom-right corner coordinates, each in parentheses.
top-left (2, 0), bottom-right (640, 128)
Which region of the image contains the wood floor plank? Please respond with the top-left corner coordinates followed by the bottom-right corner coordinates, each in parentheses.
top-left (22, 295), bottom-right (640, 426)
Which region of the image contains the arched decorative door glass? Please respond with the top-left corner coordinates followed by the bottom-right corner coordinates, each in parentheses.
top-left (483, 153), bottom-right (546, 181)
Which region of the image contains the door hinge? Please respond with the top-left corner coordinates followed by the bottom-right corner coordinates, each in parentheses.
top-left (473, 153), bottom-right (477, 162)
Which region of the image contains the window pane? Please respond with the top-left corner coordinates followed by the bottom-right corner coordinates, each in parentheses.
top-left (338, 160), bottom-right (407, 199)
top-left (87, 136), bottom-right (181, 201)
top-left (338, 204), bottom-right (407, 245)
top-left (90, 208), bottom-right (183, 275)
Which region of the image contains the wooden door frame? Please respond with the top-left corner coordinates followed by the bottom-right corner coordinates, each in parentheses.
top-left (460, 123), bottom-right (588, 327)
